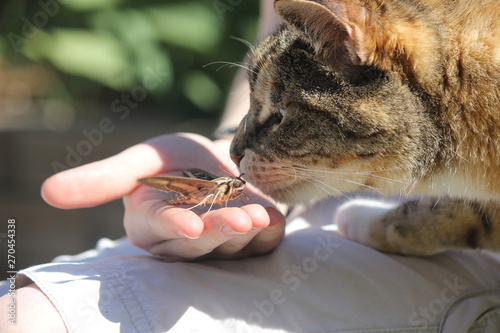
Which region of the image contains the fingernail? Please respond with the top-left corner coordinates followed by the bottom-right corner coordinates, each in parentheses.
top-left (178, 231), bottom-right (199, 240)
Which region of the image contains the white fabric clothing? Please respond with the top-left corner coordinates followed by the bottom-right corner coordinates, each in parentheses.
top-left (2, 198), bottom-right (500, 333)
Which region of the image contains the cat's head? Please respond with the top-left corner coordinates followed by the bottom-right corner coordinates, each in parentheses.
top-left (230, 0), bottom-right (445, 204)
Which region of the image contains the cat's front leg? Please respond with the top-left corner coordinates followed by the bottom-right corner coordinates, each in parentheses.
top-left (336, 198), bottom-right (500, 255)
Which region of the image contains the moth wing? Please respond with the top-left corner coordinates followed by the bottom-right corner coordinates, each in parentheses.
top-left (163, 193), bottom-right (214, 206)
top-left (138, 176), bottom-right (215, 194)
top-left (182, 168), bottom-right (218, 181)
top-left (138, 176), bottom-right (220, 206)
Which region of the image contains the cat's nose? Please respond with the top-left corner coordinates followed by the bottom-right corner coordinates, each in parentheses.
top-left (230, 134), bottom-right (246, 167)
top-left (230, 152), bottom-right (244, 167)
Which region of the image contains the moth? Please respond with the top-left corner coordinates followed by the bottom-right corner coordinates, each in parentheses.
top-left (138, 168), bottom-right (249, 210)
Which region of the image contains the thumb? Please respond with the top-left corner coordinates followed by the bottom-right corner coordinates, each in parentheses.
top-left (41, 133), bottom-right (220, 209)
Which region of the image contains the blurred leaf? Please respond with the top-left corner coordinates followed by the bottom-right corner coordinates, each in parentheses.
top-left (134, 44), bottom-right (173, 96)
top-left (64, 0), bottom-right (122, 12)
top-left (182, 71), bottom-right (222, 112)
top-left (89, 8), bottom-right (173, 93)
top-left (0, 36), bottom-right (8, 58)
top-left (146, 3), bottom-right (222, 52)
top-left (24, 29), bottom-right (135, 90)
top-left (89, 8), bottom-right (159, 42)
top-left (1, 0), bottom-right (259, 118)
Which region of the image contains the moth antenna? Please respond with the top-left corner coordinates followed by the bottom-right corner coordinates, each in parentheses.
top-left (218, 165), bottom-right (237, 177)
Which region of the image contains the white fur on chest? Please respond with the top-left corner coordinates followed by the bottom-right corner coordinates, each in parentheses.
top-left (415, 171), bottom-right (498, 201)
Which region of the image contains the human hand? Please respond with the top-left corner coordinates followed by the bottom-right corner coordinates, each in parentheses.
top-left (42, 133), bottom-right (286, 261)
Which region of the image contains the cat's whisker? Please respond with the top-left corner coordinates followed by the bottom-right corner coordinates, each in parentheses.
top-left (402, 180), bottom-right (418, 197)
top-left (291, 165), bottom-right (402, 178)
top-left (291, 165), bottom-right (405, 186)
top-left (449, 137), bottom-right (469, 162)
top-left (286, 170), bottom-right (351, 200)
top-left (288, 165), bottom-right (390, 197)
top-left (289, 166), bottom-right (299, 183)
top-left (203, 61), bottom-right (257, 75)
top-left (321, 174), bottom-right (386, 197)
top-left (229, 36), bottom-right (256, 53)
top-left (306, 178), bottom-right (352, 200)
top-left (338, 178), bottom-right (388, 197)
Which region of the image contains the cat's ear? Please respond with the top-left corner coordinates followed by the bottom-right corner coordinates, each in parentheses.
top-left (274, 0), bottom-right (366, 63)
top-left (275, 0), bottom-right (440, 86)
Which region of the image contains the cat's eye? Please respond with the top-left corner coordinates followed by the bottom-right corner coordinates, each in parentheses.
top-left (266, 112), bottom-right (283, 128)
top-left (258, 111), bottom-right (283, 138)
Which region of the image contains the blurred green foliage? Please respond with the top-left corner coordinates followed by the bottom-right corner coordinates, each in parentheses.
top-left (0, 0), bottom-right (259, 118)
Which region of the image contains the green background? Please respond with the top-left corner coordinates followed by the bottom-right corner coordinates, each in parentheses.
top-left (0, 0), bottom-right (259, 124)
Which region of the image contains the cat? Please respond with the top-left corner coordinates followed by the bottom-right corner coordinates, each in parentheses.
top-left (229, 0), bottom-right (500, 255)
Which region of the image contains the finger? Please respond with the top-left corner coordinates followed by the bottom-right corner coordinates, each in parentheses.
top-left (148, 207), bottom-right (256, 261)
top-left (41, 133), bottom-right (220, 209)
top-left (211, 206), bottom-right (286, 259)
top-left (206, 204), bottom-right (273, 256)
top-left (123, 187), bottom-right (206, 249)
top-left (148, 205), bottom-right (285, 261)
top-left (42, 143), bottom-right (162, 209)
top-left (238, 206), bottom-right (286, 256)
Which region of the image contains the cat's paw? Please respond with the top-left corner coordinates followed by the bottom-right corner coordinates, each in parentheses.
top-left (335, 199), bottom-right (397, 250)
top-left (335, 199), bottom-right (446, 256)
